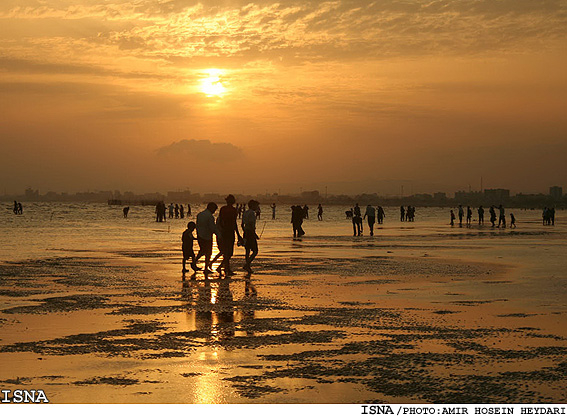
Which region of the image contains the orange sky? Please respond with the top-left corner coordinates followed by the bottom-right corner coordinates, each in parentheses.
top-left (1, 0), bottom-right (566, 195)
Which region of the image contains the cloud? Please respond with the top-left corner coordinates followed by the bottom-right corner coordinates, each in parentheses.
top-left (156, 139), bottom-right (244, 162)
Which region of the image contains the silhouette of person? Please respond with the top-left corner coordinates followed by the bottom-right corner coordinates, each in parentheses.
top-left (195, 202), bottom-right (221, 274)
top-left (478, 206), bottom-right (484, 225)
top-left (489, 206), bottom-right (496, 227)
top-left (13, 201), bottom-right (18, 215)
top-left (303, 204), bottom-right (309, 219)
top-left (377, 206), bottom-right (385, 224)
top-left (353, 203), bottom-right (363, 236)
top-left (182, 221), bottom-right (200, 273)
top-left (551, 208), bottom-right (555, 226)
top-left (123, 206), bottom-right (129, 218)
top-left (175, 204), bottom-right (179, 218)
top-left (291, 205), bottom-right (305, 238)
top-left (363, 204), bottom-right (376, 236)
top-left (510, 213), bottom-right (516, 228)
top-left (400, 206), bottom-right (405, 222)
top-left (187, 204), bottom-right (192, 217)
top-left (466, 206), bottom-right (472, 225)
top-left (317, 204), bottom-right (323, 221)
top-left (169, 203), bottom-right (174, 219)
top-left (450, 210), bottom-right (455, 226)
top-left (155, 202), bottom-right (163, 222)
top-left (242, 200), bottom-right (260, 273)
top-left (498, 205), bottom-right (506, 228)
top-left (17, 202), bottom-right (23, 215)
top-left (180, 204), bottom-right (184, 219)
top-left (271, 203), bottom-right (276, 220)
top-left (212, 194), bottom-right (242, 275)
top-left (458, 205), bottom-right (464, 226)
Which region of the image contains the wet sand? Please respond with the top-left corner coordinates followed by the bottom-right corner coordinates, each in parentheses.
top-left (1, 223), bottom-right (566, 403)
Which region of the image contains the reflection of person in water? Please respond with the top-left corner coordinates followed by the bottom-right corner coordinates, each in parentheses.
top-left (182, 275), bottom-right (257, 340)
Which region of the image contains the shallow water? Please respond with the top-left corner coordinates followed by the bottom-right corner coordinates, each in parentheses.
top-left (1, 203), bottom-right (566, 403)
top-left (1, 203), bottom-right (561, 261)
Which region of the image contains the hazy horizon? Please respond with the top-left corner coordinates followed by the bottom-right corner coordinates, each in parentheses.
top-left (1, 0), bottom-right (566, 196)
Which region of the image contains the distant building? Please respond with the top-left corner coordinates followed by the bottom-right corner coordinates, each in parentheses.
top-left (24, 188), bottom-right (39, 200)
top-left (433, 192), bottom-right (447, 201)
top-left (484, 188), bottom-right (510, 204)
top-left (550, 186), bottom-right (563, 200)
top-left (301, 190), bottom-right (320, 200)
top-left (167, 190), bottom-right (192, 202)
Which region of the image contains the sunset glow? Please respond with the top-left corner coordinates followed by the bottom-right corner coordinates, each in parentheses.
top-left (0, 1), bottom-right (565, 195)
top-left (199, 69), bottom-right (227, 97)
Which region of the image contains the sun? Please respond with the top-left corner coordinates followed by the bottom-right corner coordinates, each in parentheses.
top-left (199, 69), bottom-right (227, 97)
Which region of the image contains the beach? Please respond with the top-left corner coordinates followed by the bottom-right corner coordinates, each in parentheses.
top-left (0, 204), bottom-right (566, 403)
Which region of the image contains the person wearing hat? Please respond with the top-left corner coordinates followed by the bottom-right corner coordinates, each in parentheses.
top-left (213, 194), bottom-right (242, 275)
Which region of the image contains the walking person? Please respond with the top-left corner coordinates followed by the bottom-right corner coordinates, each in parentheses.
top-left (478, 206), bottom-right (484, 225)
top-left (489, 206), bottom-right (496, 227)
top-left (363, 204), bottom-right (376, 236)
top-left (498, 205), bottom-right (506, 228)
top-left (242, 200), bottom-right (260, 273)
top-left (214, 195), bottom-right (242, 275)
top-left (317, 204), bottom-right (323, 221)
top-left (377, 206), bottom-right (385, 224)
top-left (195, 202), bottom-right (221, 274)
top-left (181, 221), bottom-right (200, 273)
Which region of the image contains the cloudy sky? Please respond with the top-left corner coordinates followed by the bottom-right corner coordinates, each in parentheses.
top-left (1, 0), bottom-right (566, 195)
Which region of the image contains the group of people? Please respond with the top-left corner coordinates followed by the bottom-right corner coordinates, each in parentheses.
top-left (450, 204), bottom-right (516, 228)
top-left (182, 195), bottom-right (260, 276)
top-left (400, 206), bottom-right (416, 222)
top-left (155, 202), bottom-right (192, 222)
top-left (12, 201), bottom-right (23, 215)
top-left (346, 203), bottom-right (386, 236)
top-left (542, 207), bottom-right (556, 225)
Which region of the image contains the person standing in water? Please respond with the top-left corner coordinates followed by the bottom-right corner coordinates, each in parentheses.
top-left (242, 200), bottom-right (260, 273)
top-left (478, 206), bottom-right (484, 225)
top-left (353, 203), bottom-right (363, 236)
top-left (450, 210), bottom-right (455, 226)
top-left (180, 204), bottom-right (184, 219)
top-left (458, 205), bottom-right (464, 226)
top-left (291, 205), bottom-right (305, 238)
top-left (271, 203), bottom-right (276, 220)
top-left (363, 204), bottom-right (376, 236)
top-left (123, 207), bottom-right (130, 218)
top-left (317, 204), bottom-right (323, 221)
top-left (466, 206), bottom-right (472, 225)
top-left (400, 206), bottom-right (405, 222)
